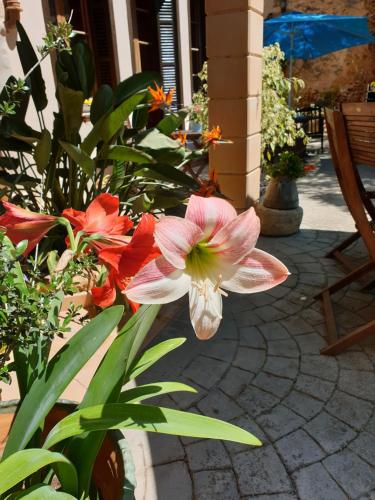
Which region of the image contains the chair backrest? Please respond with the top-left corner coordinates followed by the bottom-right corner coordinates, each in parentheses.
top-left (341, 103), bottom-right (375, 167)
top-left (325, 108), bottom-right (375, 262)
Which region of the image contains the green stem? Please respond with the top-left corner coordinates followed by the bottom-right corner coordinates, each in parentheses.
top-left (57, 217), bottom-right (77, 252)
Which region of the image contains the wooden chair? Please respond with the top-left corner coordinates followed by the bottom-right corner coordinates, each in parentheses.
top-left (317, 108), bottom-right (375, 355)
top-left (326, 103), bottom-right (375, 271)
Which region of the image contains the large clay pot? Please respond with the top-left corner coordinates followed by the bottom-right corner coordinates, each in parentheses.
top-left (263, 177), bottom-right (299, 210)
top-left (0, 401), bottom-right (135, 500)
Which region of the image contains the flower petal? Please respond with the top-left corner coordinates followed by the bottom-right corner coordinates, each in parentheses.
top-left (185, 195), bottom-right (237, 239)
top-left (61, 207), bottom-right (86, 230)
top-left (91, 273), bottom-right (117, 308)
top-left (221, 248), bottom-right (289, 293)
top-left (85, 193), bottom-right (130, 233)
top-left (125, 256), bottom-right (190, 304)
top-left (1, 202), bottom-right (56, 223)
top-left (155, 216), bottom-right (202, 269)
top-left (209, 207), bottom-right (260, 264)
top-left (189, 280), bottom-right (222, 340)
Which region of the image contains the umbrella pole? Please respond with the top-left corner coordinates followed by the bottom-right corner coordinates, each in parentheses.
top-left (288, 29), bottom-right (295, 107)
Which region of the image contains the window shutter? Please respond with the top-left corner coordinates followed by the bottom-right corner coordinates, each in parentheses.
top-left (157, 0), bottom-right (180, 109)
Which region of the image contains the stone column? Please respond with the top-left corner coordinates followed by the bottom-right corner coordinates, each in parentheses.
top-left (176, 0), bottom-right (193, 107)
top-left (205, 0), bottom-right (264, 211)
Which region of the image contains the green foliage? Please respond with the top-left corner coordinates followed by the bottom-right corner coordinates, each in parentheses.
top-left (188, 62), bottom-right (208, 130)
top-left (264, 151), bottom-right (305, 179)
top-left (261, 44), bottom-right (306, 162)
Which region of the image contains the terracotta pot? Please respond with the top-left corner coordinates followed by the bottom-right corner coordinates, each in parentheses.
top-left (263, 177), bottom-right (299, 210)
top-left (0, 401), bottom-right (135, 500)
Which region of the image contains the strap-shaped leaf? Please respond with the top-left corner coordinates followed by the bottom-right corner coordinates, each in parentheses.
top-left (59, 141), bottom-right (95, 177)
top-left (157, 110), bottom-right (188, 136)
top-left (134, 163), bottom-right (198, 188)
top-left (90, 84), bottom-right (113, 124)
top-left (106, 145), bottom-right (154, 164)
top-left (34, 129), bottom-right (52, 174)
top-left (127, 338), bottom-right (186, 380)
top-left (113, 71), bottom-right (161, 107)
top-left (2, 306), bottom-right (124, 458)
top-left (100, 92), bottom-right (147, 143)
top-left (43, 403), bottom-right (261, 449)
top-left (0, 449), bottom-right (77, 497)
top-left (119, 382), bottom-right (197, 403)
top-left (5, 484), bottom-right (76, 499)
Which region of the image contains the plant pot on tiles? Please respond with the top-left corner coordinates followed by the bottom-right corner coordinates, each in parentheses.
top-left (256, 151), bottom-right (316, 236)
top-left (0, 400), bottom-right (135, 500)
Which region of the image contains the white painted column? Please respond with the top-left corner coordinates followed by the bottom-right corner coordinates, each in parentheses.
top-left (176, 0), bottom-right (192, 107)
top-left (109, 0), bottom-right (135, 82)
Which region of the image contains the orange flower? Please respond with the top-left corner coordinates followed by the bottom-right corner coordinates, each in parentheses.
top-left (304, 164), bottom-right (317, 172)
top-left (196, 168), bottom-right (220, 198)
top-left (148, 82), bottom-right (175, 112)
top-left (202, 126), bottom-right (222, 146)
top-left (172, 131), bottom-right (187, 145)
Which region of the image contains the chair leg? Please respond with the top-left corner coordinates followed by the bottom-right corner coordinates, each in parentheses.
top-left (315, 261), bottom-right (375, 299)
top-left (325, 231), bottom-right (360, 258)
top-left (321, 320), bottom-right (375, 355)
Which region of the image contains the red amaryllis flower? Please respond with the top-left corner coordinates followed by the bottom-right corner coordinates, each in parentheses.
top-left (91, 213), bottom-right (160, 309)
top-left (0, 201), bottom-right (58, 255)
top-left (148, 82), bottom-right (175, 113)
top-left (62, 194), bottom-right (133, 251)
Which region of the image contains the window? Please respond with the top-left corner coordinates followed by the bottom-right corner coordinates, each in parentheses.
top-left (190, 0), bottom-right (206, 92)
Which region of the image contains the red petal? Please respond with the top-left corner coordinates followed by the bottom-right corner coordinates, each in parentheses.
top-left (91, 274), bottom-right (117, 308)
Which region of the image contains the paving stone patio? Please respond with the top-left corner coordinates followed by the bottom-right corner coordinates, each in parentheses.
top-left (127, 154), bottom-right (375, 499)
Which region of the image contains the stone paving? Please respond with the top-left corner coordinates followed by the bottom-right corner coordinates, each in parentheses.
top-left (128, 156), bottom-right (375, 499)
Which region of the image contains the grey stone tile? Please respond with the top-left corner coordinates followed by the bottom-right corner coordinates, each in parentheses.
top-left (153, 461), bottom-right (193, 500)
top-left (365, 412), bottom-right (375, 436)
top-left (219, 367), bottom-right (255, 398)
top-left (300, 307), bottom-right (325, 326)
top-left (275, 429), bottom-right (325, 472)
top-left (233, 346), bottom-right (265, 372)
top-left (236, 309), bottom-right (263, 327)
top-left (294, 333), bottom-right (326, 354)
top-left (224, 415), bottom-right (268, 455)
top-left (283, 390), bottom-right (323, 419)
top-left (238, 326), bottom-right (266, 349)
top-left (293, 463), bottom-right (347, 500)
top-left (325, 390), bottom-right (373, 430)
top-left (281, 316), bottom-right (315, 336)
top-left (186, 440), bottom-right (231, 472)
top-left (324, 449), bottom-right (375, 498)
top-left (193, 470), bottom-right (239, 499)
top-left (147, 434), bottom-right (184, 465)
top-left (273, 299), bottom-right (304, 315)
top-left (252, 372), bottom-right (293, 398)
top-left (169, 381), bottom-right (206, 410)
top-left (247, 495), bottom-right (297, 500)
top-left (299, 272), bottom-right (326, 287)
top-left (300, 354), bottom-right (338, 382)
top-left (248, 293), bottom-right (276, 307)
top-left (256, 305), bottom-right (286, 322)
top-left (257, 405), bottom-right (305, 441)
top-left (337, 351), bottom-right (373, 371)
top-left (304, 411), bottom-right (356, 454)
top-left (349, 432), bottom-right (375, 466)
top-left (238, 386), bottom-right (279, 417)
top-left (295, 374), bottom-right (334, 401)
top-left (259, 321), bottom-right (290, 340)
top-left (183, 356), bottom-right (228, 390)
top-left (266, 284), bottom-right (291, 299)
top-left (200, 339), bottom-right (237, 363)
top-left (268, 339), bottom-right (299, 358)
top-left (217, 318), bottom-right (239, 340)
top-left (233, 445), bottom-right (291, 496)
top-left (263, 356), bottom-right (299, 380)
top-left (338, 369), bottom-right (375, 402)
top-left (197, 388), bottom-right (243, 421)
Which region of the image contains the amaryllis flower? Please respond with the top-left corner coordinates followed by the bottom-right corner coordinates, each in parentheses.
top-left (148, 82), bottom-right (175, 112)
top-left (126, 195), bottom-right (289, 339)
top-left (62, 194), bottom-right (133, 251)
top-left (0, 201), bottom-right (58, 255)
top-left (91, 214), bottom-right (160, 309)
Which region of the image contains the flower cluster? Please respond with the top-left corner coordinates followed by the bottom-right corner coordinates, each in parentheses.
top-left (0, 194), bottom-right (288, 339)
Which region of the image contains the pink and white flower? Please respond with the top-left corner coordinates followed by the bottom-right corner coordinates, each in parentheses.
top-left (126, 195), bottom-right (289, 339)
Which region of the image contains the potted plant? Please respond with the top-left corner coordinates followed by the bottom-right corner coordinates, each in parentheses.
top-left (0, 192), bottom-right (289, 499)
top-left (256, 151), bottom-right (316, 235)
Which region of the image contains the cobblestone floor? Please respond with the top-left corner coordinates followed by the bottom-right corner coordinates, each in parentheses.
top-left (127, 156), bottom-right (375, 499)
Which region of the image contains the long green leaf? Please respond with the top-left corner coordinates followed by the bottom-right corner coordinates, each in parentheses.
top-left (128, 338), bottom-right (186, 380)
top-left (100, 92), bottom-right (147, 143)
top-left (0, 449), bottom-right (78, 497)
top-left (136, 128), bottom-right (181, 150)
top-left (58, 84), bottom-right (84, 138)
top-left (59, 141), bottom-right (95, 177)
top-left (106, 145), bottom-right (154, 164)
top-left (16, 22), bottom-right (47, 111)
top-left (157, 110), bottom-right (188, 136)
top-left (119, 382), bottom-right (197, 403)
top-left (90, 84), bottom-right (113, 124)
top-left (113, 72), bottom-right (161, 107)
top-left (2, 306), bottom-right (124, 458)
top-left (5, 484), bottom-right (76, 499)
top-left (44, 403), bottom-right (262, 449)
top-left (34, 129), bottom-right (52, 174)
top-left (68, 304), bottom-right (160, 496)
top-left (134, 163), bottom-right (198, 188)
